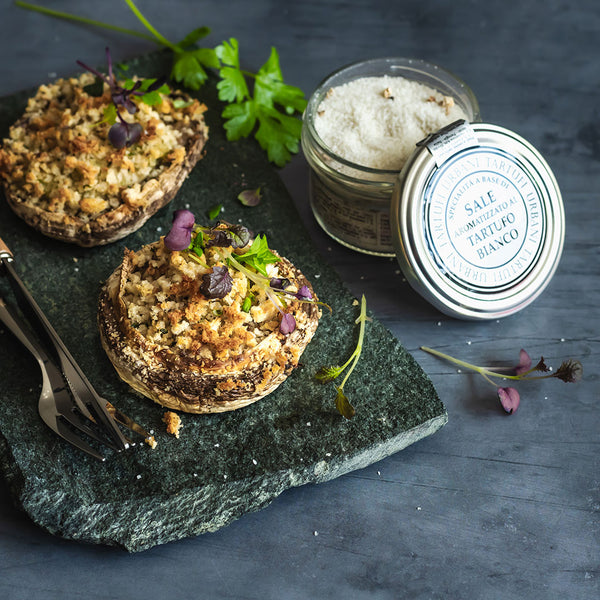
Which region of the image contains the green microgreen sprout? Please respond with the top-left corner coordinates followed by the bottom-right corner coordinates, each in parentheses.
top-left (207, 203), bottom-right (223, 220)
top-left (17, 0), bottom-right (307, 166)
top-left (316, 295), bottom-right (369, 419)
top-left (420, 346), bottom-right (583, 414)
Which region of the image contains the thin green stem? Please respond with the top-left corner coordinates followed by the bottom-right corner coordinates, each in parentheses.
top-left (15, 1), bottom-right (158, 43)
top-left (420, 346), bottom-right (558, 382)
top-left (420, 346), bottom-right (522, 380)
top-left (339, 295), bottom-right (367, 389)
top-left (123, 0), bottom-right (179, 51)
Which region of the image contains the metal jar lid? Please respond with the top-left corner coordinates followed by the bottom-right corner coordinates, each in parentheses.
top-left (390, 120), bottom-right (565, 320)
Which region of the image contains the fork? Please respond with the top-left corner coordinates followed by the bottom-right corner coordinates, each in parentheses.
top-left (0, 236), bottom-right (134, 459)
top-left (0, 295), bottom-right (121, 460)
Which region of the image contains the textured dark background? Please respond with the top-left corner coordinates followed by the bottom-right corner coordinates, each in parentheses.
top-left (0, 0), bottom-right (598, 598)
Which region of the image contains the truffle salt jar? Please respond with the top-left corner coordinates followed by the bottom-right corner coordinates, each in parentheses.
top-left (302, 57), bottom-right (565, 320)
top-left (301, 57), bottom-right (481, 257)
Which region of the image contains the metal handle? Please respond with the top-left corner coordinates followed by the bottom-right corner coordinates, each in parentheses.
top-left (0, 296), bottom-right (47, 366)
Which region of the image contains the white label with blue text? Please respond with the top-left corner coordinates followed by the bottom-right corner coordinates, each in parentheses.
top-left (424, 147), bottom-right (546, 290)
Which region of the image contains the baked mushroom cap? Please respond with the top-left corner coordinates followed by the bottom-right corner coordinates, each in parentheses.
top-left (98, 238), bottom-right (320, 413)
top-left (0, 74), bottom-right (208, 246)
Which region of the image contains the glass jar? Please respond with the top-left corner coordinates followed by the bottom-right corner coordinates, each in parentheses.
top-left (301, 57), bottom-right (481, 256)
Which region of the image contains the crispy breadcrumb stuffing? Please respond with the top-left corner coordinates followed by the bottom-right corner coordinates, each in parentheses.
top-left (163, 411), bottom-right (182, 438)
top-left (120, 236), bottom-right (309, 362)
top-left (0, 73), bottom-right (207, 222)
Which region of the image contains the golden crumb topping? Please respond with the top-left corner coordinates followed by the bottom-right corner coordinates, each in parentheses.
top-left (0, 73), bottom-right (207, 222)
top-left (162, 411), bottom-right (182, 438)
top-left (119, 237), bottom-right (310, 363)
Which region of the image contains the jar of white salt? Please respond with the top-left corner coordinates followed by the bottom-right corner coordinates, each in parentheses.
top-left (301, 57), bottom-right (481, 256)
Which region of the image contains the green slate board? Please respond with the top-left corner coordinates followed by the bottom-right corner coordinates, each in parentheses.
top-left (0, 52), bottom-right (446, 552)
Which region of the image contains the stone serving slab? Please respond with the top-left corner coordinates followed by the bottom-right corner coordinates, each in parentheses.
top-left (0, 52), bottom-right (446, 552)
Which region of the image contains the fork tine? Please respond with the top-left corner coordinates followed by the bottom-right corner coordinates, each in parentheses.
top-left (51, 388), bottom-right (126, 452)
top-left (38, 410), bottom-right (106, 461)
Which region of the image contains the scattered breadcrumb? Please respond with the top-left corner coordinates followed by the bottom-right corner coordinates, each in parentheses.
top-left (163, 411), bottom-right (182, 438)
top-left (145, 435), bottom-right (157, 449)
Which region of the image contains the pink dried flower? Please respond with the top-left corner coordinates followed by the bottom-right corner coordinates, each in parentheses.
top-left (497, 387), bottom-right (520, 414)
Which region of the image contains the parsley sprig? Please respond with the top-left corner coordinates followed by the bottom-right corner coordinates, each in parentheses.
top-left (16, 0), bottom-right (307, 166)
top-left (316, 295), bottom-right (369, 419)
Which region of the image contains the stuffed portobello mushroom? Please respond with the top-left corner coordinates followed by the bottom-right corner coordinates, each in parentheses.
top-left (0, 71), bottom-right (208, 246)
top-left (98, 217), bottom-right (321, 413)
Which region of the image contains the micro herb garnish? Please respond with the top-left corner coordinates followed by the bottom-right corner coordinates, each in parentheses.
top-left (163, 210), bottom-right (329, 334)
top-left (233, 234), bottom-right (280, 277)
top-left (77, 46), bottom-right (170, 149)
top-left (17, 0), bottom-right (307, 167)
top-left (420, 346), bottom-right (583, 414)
top-left (238, 188), bottom-right (262, 207)
top-left (207, 203), bottom-right (223, 220)
top-left (315, 295), bottom-right (369, 419)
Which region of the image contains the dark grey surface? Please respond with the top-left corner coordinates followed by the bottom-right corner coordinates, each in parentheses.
top-left (0, 0), bottom-right (598, 598)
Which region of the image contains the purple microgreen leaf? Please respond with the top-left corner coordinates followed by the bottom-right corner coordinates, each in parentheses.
top-left (335, 387), bottom-right (355, 419)
top-left (108, 122), bottom-right (128, 149)
top-left (238, 187), bottom-right (262, 207)
top-left (127, 122), bottom-right (143, 145)
top-left (553, 359), bottom-right (583, 383)
top-left (296, 285), bottom-right (312, 301)
top-left (164, 209), bottom-right (196, 251)
top-left (205, 224), bottom-right (251, 249)
top-left (270, 277), bottom-right (290, 290)
top-left (200, 265), bottom-right (233, 299)
top-left (279, 312), bottom-right (296, 334)
top-left (514, 349), bottom-right (532, 375)
top-left (497, 387), bottom-right (520, 414)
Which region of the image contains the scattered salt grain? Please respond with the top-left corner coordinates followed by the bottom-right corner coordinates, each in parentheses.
top-left (252, 459), bottom-right (257, 465)
top-left (313, 530), bottom-right (319, 536)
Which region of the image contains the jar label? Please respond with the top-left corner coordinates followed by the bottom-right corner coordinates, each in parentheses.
top-left (310, 173), bottom-right (394, 255)
top-left (421, 120), bottom-right (480, 167)
top-left (424, 147), bottom-right (546, 290)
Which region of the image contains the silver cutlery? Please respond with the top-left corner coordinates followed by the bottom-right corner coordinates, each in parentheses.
top-left (0, 235), bottom-right (152, 459)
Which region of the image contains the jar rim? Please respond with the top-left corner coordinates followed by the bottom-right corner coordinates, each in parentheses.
top-left (303, 56), bottom-right (481, 178)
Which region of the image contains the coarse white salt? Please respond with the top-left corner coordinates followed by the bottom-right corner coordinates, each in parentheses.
top-left (315, 76), bottom-right (467, 171)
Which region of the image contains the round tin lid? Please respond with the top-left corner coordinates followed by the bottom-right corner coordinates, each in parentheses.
top-left (390, 121), bottom-right (565, 320)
